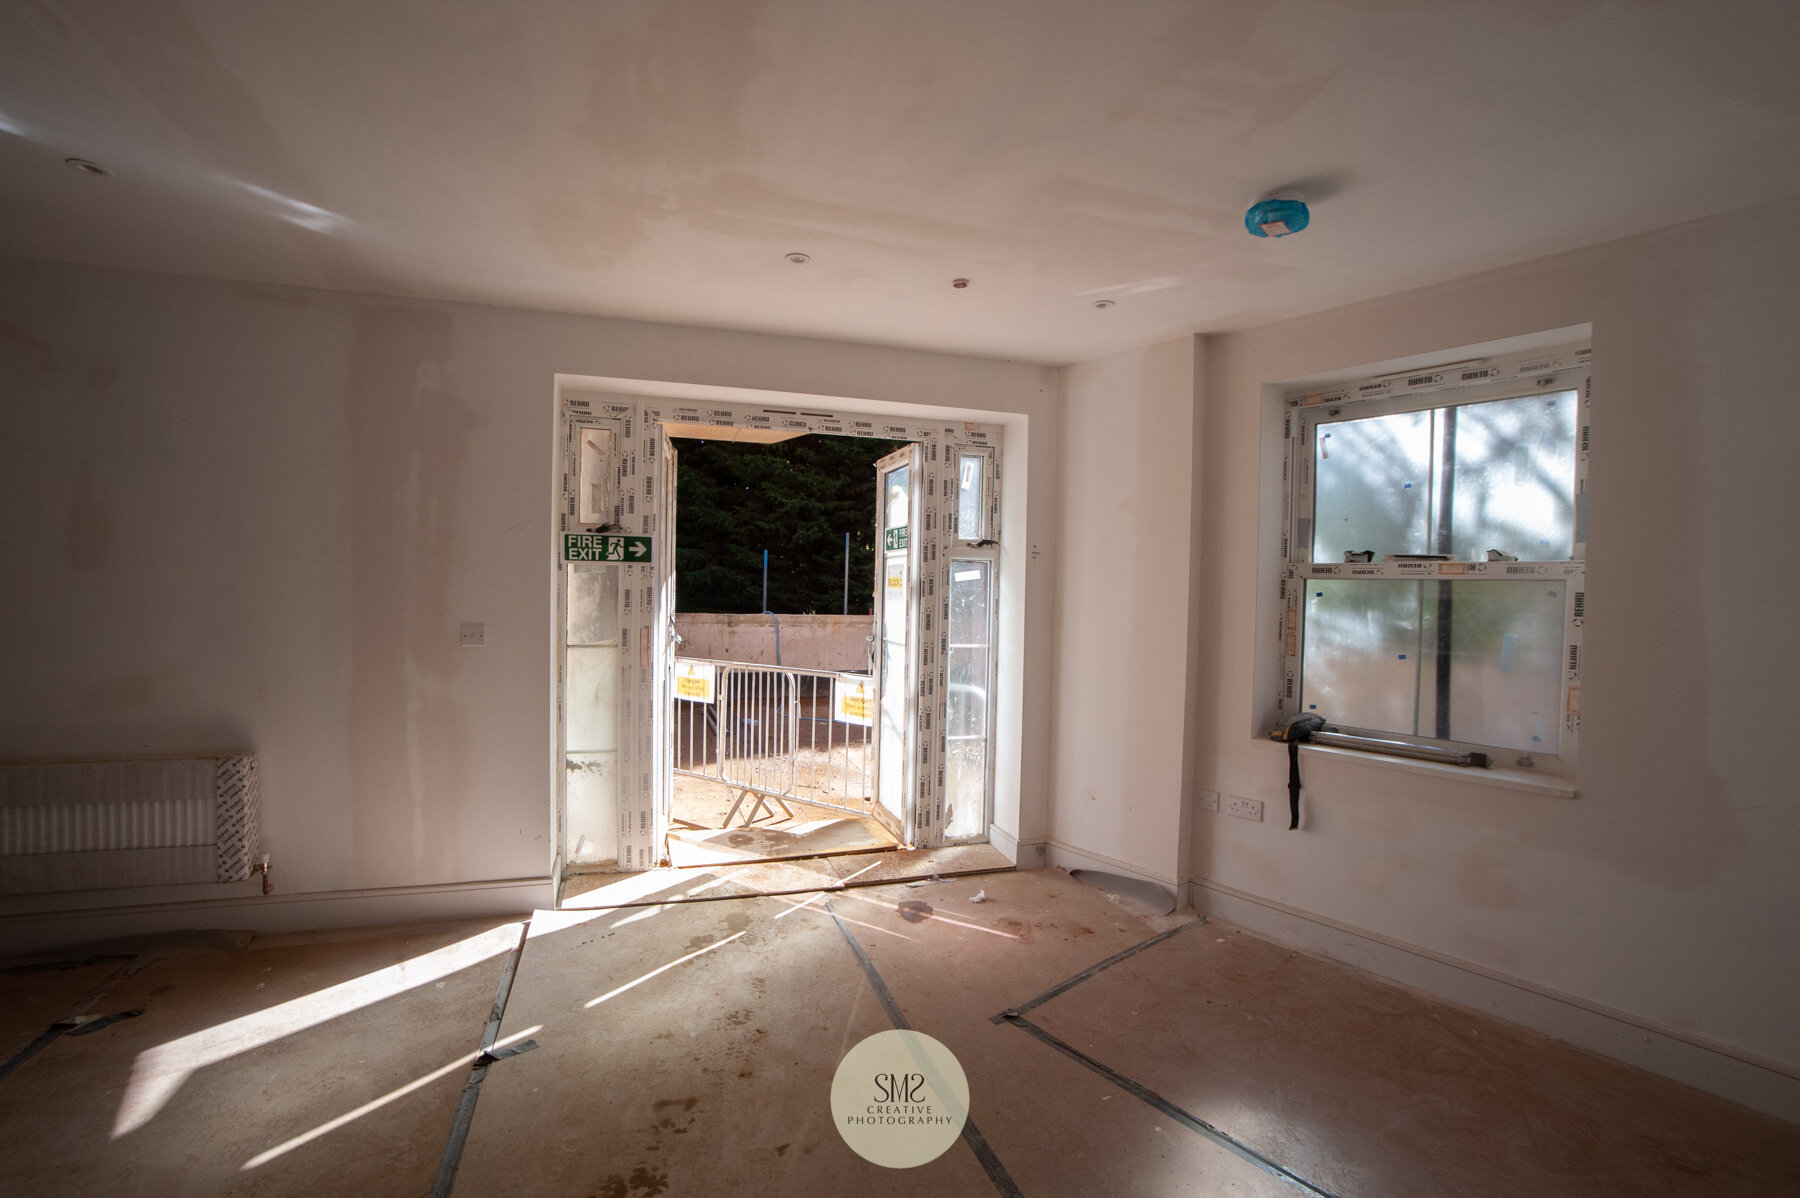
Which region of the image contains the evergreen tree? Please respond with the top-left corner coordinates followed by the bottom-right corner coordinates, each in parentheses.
top-left (673, 434), bottom-right (910, 614)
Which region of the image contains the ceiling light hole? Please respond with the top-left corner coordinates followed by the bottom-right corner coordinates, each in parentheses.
top-left (784, 252), bottom-right (810, 265)
top-left (64, 157), bottom-right (112, 177)
top-left (951, 278), bottom-right (970, 289)
top-left (1092, 299), bottom-right (1116, 310)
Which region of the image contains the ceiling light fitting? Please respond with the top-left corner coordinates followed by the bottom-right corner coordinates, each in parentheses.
top-left (1092, 299), bottom-right (1115, 309)
top-left (784, 252), bottom-right (810, 264)
top-left (1245, 193), bottom-right (1309, 238)
top-left (951, 278), bottom-right (969, 289)
top-left (64, 157), bottom-right (112, 177)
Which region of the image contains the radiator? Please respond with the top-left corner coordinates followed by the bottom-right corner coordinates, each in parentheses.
top-left (0, 755), bottom-right (260, 895)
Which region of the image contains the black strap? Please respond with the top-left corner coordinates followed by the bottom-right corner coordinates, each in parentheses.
top-left (1288, 737), bottom-right (1303, 830)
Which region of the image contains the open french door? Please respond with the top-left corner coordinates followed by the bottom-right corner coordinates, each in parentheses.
top-left (651, 423), bottom-right (678, 864)
top-left (871, 444), bottom-right (922, 843)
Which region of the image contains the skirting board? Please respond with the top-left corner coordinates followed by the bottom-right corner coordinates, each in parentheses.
top-left (0, 876), bottom-right (553, 957)
top-left (986, 823), bottom-right (1046, 869)
top-left (1188, 877), bottom-right (1800, 1125)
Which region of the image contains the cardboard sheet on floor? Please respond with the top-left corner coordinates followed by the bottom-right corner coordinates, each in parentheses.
top-left (1023, 919), bottom-right (1800, 1198)
top-left (0, 918), bottom-right (523, 1198)
top-left (760, 871), bottom-right (1287, 1197)
top-left (454, 895), bottom-right (998, 1197)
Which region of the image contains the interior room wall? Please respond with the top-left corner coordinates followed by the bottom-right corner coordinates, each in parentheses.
top-left (1048, 335), bottom-right (1202, 886)
top-left (0, 257), bottom-right (1056, 939)
top-left (1189, 195), bottom-right (1800, 1116)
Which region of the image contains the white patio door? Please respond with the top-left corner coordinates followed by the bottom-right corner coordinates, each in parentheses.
top-left (871, 444), bottom-right (922, 842)
top-left (650, 424), bottom-right (678, 863)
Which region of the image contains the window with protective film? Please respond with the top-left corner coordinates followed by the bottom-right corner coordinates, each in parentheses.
top-left (1281, 348), bottom-right (1589, 770)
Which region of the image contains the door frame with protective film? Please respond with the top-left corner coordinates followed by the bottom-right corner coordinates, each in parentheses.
top-left (871, 444), bottom-right (922, 841)
top-left (942, 436), bottom-right (1000, 842)
top-left (555, 390), bottom-right (1006, 886)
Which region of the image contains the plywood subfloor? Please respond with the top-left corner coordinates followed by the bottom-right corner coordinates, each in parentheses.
top-left (460, 870), bottom-right (1284, 1197)
top-left (1023, 920), bottom-right (1800, 1197)
top-left (0, 918), bottom-right (522, 1198)
top-left (3, 871), bottom-right (1795, 1197)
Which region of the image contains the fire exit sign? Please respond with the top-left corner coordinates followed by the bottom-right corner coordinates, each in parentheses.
top-left (563, 533), bottom-right (653, 563)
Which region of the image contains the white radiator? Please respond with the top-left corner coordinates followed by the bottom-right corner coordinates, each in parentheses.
top-left (0, 755), bottom-right (260, 895)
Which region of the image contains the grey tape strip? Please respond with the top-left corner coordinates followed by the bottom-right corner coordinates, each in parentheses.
top-left (0, 956), bottom-right (144, 1082)
top-left (0, 1024), bottom-right (72, 1081)
top-left (823, 900), bottom-right (1023, 1198)
top-left (824, 899), bottom-right (909, 1029)
top-left (991, 919), bottom-right (1201, 1024)
top-left (428, 920), bottom-right (533, 1198)
top-left (1001, 1014), bottom-right (1340, 1198)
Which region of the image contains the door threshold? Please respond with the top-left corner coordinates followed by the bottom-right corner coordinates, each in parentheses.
top-left (667, 843), bottom-right (900, 871)
top-left (559, 843), bottom-right (1012, 910)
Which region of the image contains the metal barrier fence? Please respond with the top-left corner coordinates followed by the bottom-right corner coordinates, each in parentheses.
top-left (673, 658), bottom-right (874, 824)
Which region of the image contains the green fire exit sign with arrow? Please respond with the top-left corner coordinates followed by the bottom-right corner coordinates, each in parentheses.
top-left (563, 533), bottom-right (653, 563)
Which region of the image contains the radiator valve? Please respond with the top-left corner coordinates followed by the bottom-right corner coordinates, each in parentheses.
top-left (255, 854), bottom-right (272, 895)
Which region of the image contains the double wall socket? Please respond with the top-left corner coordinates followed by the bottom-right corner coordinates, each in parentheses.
top-left (1226, 795), bottom-right (1263, 821)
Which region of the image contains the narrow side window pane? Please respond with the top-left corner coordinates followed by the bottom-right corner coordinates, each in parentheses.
top-left (945, 560), bottom-right (991, 840)
top-left (957, 454), bottom-right (985, 540)
top-left (884, 465), bottom-right (910, 531)
top-left (577, 427), bottom-right (615, 526)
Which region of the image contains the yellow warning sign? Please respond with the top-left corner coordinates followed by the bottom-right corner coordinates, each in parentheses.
top-left (674, 660), bottom-right (716, 703)
top-left (834, 676), bottom-right (875, 727)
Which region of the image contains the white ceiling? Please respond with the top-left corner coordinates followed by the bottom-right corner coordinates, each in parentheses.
top-left (2, 0), bottom-right (1798, 365)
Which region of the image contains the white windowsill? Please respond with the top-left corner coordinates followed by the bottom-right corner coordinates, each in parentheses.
top-left (1298, 741), bottom-right (1578, 798)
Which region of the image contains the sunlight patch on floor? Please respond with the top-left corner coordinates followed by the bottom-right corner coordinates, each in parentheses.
top-left (112, 921), bottom-right (523, 1139)
top-left (582, 931), bottom-right (746, 1010)
top-left (238, 1024), bottom-right (542, 1171)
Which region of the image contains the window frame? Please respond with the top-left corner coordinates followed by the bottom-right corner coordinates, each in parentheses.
top-left (1279, 347), bottom-right (1590, 775)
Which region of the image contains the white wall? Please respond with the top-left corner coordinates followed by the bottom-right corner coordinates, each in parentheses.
top-left (1048, 336), bottom-right (1202, 887)
top-left (0, 258), bottom-right (1056, 938)
top-left (1190, 197), bottom-right (1800, 1112)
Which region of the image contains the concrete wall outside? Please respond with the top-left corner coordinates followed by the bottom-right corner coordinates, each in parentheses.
top-left (674, 612), bottom-right (874, 672)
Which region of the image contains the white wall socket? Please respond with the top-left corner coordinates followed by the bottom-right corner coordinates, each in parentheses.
top-left (1226, 795), bottom-right (1263, 821)
top-left (459, 622), bottom-right (486, 647)
top-left (1200, 790), bottom-right (1220, 813)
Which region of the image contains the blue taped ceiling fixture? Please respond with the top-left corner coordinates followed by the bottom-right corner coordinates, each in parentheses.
top-left (1245, 195), bottom-right (1310, 238)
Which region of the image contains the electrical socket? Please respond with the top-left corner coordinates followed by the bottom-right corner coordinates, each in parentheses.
top-left (1226, 795), bottom-right (1263, 821)
top-left (1200, 790), bottom-right (1219, 813)
top-left (459, 622), bottom-right (486, 647)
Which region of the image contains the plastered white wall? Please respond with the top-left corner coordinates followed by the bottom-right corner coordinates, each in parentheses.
top-left (1189, 197), bottom-right (1800, 1077)
top-left (0, 258), bottom-right (1056, 915)
top-left (1049, 336), bottom-right (1201, 885)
